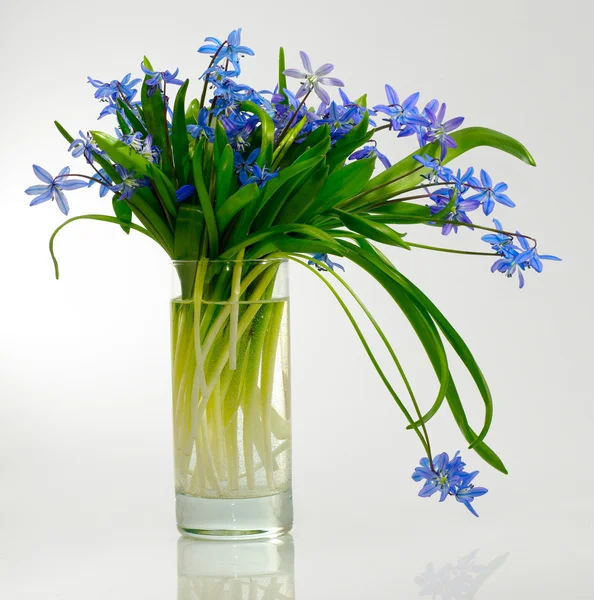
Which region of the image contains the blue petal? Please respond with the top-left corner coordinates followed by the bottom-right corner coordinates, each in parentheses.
top-left (29, 187), bottom-right (54, 205)
top-left (32, 164), bottom-right (54, 184)
top-left (25, 184), bottom-right (50, 195)
top-left (54, 187), bottom-right (69, 215)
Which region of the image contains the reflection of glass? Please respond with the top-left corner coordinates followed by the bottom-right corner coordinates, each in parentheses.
top-left (177, 534), bottom-right (295, 599)
top-left (415, 550), bottom-right (509, 599)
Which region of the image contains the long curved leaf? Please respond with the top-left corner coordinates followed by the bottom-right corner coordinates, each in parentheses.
top-left (334, 209), bottom-right (410, 249)
top-left (49, 214), bottom-right (156, 279)
top-left (192, 138), bottom-right (219, 257)
top-left (172, 79), bottom-right (191, 186)
top-left (240, 100), bottom-right (274, 166)
top-left (339, 240), bottom-right (506, 473)
top-left (91, 131), bottom-right (177, 217)
top-left (216, 183), bottom-right (260, 230)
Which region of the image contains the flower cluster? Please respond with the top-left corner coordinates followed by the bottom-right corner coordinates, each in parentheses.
top-left (24, 27), bottom-right (561, 518)
top-left (482, 219), bottom-right (561, 288)
top-left (412, 451), bottom-right (488, 517)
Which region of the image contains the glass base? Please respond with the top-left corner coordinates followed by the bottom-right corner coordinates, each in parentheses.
top-left (176, 490), bottom-right (293, 540)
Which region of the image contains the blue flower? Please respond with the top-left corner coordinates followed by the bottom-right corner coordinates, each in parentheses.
top-left (88, 168), bottom-right (113, 198)
top-left (308, 253), bottom-right (345, 272)
top-left (284, 51), bottom-right (344, 105)
top-left (412, 452), bottom-right (488, 517)
top-left (412, 451), bottom-right (466, 502)
top-left (466, 169), bottom-right (515, 215)
top-left (197, 28), bottom-right (255, 76)
top-left (209, 76), bottom-right (251, 116)
top-left (451, 167), bottom-right (478, 195)
top-left (138, 134), bottom-right (160, 164)
top-left (429, 187), bottom-right (480, 235)
top-left (319, 101), bottom-right (358, 140)
top-left (97, 97), bottom-right (120, 120)
top-left (350, 145), bottom-right (391, 169)
top-left (187, 108), bottom-right (215, 141)
top-left (481, 219), bottom-right (515, 257)
top-left (245, 163), bottom-right (279, 188)
top-left (222, 113), bottom-right (258, 151)
top-left (339, 89), bottom-right (374, 125)
top-left (373, 85), bottom-right (428, 136)
top-left (453, 471), bottom-right (488, 517)
top-left (140, 61), bottom-right (184, 96)
top-left (68, 130), bottom-right (101, 163)
top-left (87, 73), bottom-right (141, 102)
top-left (176, 184), bottom-right (196, 202)
top-left (413, 154), bottom-right (453, 184)
top-left (485, 221), bottom-right (561, 288)
top-left (234, 148), bottom-right (260, 184)
top-left (110, 165), bottom-right (147, 201)
top-left (25, 165), bottom-right (88, 215)
top-left (422, 103), bottom-right (464, 160)
top-left (515, 234), bottom-right (562, 274)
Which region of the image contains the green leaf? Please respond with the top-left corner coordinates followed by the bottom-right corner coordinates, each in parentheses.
top-left (172, 79), bottom-right (191, 187)
top-left (216, 183), bottom-right (260, 231)
top-left (128, 188), bottom-right (174, 253)
top-left (240, 100), bottom-right (274, 166)
top-left (49, 215), bottom-right (156, 279)
top-left (354, 94), bottom-right (367, 107)
top-left (268, 235), bottom-right (344, 255)
top-left (185, 98), bottom-right (199, 126)
top-left (215, 144), bottom-right (236, 208)
top-left (339, 240), bottom-right (506, 473)
top-left (394, 269), bottom-right (494, 449)
top-left (91, 131), bottom-right (177, 217)
top-left (54, 120), bottom-right (75, 144)
top-left (174, 205), bottom-right (204, 261)
top-left (116, 100), bottom-right (148, 137)
top-left (272, 115), bottom-right (307, 168)
top-left (112, 197), bottom-right (132, 234)
top-left (192, 138), bottom-right (219, 257)
top-left (305, 157), bottom-right (376, 219)
top-left (326, 111), bottom-right (372, 172)
top-left (294, 133), bottom-right (332, 164)
top-left (141, 57), bottom-right (174, 179)
top-left (251, 155), bottom-right (325, 231)
top-left (275, 164), bottom-right (329, 224)
top-left (214, 119), bottom-right (229, 162)
top-left (368, 202), bottom-right (432, 224)
top-left (116, 111), bottom-right (131, 136)
top-left (356, 126), bottom-right (536, 209)
top-left (221, 223), bottom-right (342, 259)
top-left (333, 209), bottom-right (410, 249)
top-left (278, 47), bottom-right (288, 104)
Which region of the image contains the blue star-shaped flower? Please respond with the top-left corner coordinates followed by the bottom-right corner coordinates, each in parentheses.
top-left (187, 108), bottom-right (215, 141)
top-left (25, 165), bottom-right (88, 215)
top-left (197, 28), bottom-right (255, 76)
top-left (467, 169), bottom-right (515, 215)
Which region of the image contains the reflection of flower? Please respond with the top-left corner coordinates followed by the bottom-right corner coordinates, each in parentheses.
top-left (415, 550), bottom-right (509, 599)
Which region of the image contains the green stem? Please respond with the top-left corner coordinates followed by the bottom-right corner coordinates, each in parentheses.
top-left (290, 257), bottom-right (431, 458)
top-left (407, 242), bottom-right (496, 257)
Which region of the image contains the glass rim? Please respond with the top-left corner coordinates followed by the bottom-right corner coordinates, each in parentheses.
top-left (172, 257), bottom-right (288, 266)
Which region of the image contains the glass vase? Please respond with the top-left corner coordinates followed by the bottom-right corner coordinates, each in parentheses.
top-left (171, 258), bottom-right (292, 539)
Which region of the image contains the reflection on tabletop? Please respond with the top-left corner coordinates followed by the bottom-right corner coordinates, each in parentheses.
top-left (177, 535), bottom-right (295, 600)
top-left (177, 536), bottom-right (507, 599)
top-left (415, 550), bottom-right (509, 599)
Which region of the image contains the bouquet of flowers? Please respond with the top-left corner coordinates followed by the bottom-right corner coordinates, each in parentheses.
top-left (26, 28), bottom-right (559, 521)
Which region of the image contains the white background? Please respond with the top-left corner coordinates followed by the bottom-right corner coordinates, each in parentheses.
top-left (1, 0), bottom-right (593, 598)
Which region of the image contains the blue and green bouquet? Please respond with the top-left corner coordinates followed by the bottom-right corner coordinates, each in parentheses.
top-left (26, 28), bottom-right (560, 517)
